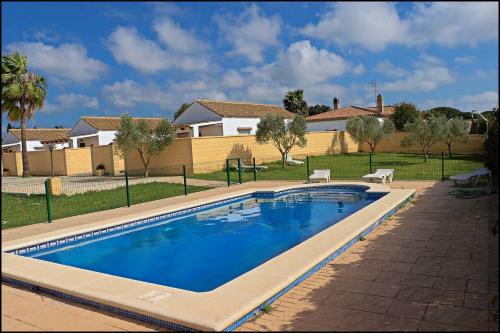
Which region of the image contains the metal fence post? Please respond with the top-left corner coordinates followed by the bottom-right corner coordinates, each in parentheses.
top-left (125, 171), bottom-right (131, 207)
top-left (44, 179), bottom-right (52, 223)
top-left (369, 153), bottom-right (373, 174)
top-left (183, 165), bottom-right (187, 195)
top-left (253, 157), bottom-right (257, 182)
top-left (306, 156), bottom-right (310, 181)
top-left (441, 152), bottom-right (445, 181)
top-left (226, 159), bottom-right (230, 187)
top-left (237, 158), bottom-right (242, 184)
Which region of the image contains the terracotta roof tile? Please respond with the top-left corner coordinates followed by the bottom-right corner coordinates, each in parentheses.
top-left (81, 117), bottom-right (165, 131)
top-left (305, 105), bottom-right (396, 122)
top-left (8, 128), bottom-right (70, 141)
top-left (196, 99), bottom-right (294, 118)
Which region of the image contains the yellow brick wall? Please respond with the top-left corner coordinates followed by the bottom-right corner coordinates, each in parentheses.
top-left (125, 138), bottom-right (193, 176)
top-left (64, 148), bottom-right (93, 176)
top-left (91, 145), bottom-right (114, 175)
top-left (27, 150), bottom-right (66, 176)
top-left (112, 145), bottom-right (125, 175)
top-left (2, 152), bottom-right (22, 176)
top-left (359, 132), bottom-right (485, 154)
top-left (190, 131), bottom-right (358, 174)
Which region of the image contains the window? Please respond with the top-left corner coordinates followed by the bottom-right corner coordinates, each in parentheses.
top-left (237, 127), bottom-right (252, 135)
top-left (79, 142), bottom-right (86, 148)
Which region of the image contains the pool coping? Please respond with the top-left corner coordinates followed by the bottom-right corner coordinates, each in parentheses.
top-left (2, 182), bottom-right (415, 331)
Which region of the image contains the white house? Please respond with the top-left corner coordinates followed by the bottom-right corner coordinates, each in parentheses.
top-left (68, 116), bottom-right (164, 147)
top-left (306, 95), bottom-right (396, 132)
top-left (172, 99), bottom-right (294, 137)
top-left (1, 128), bottom-right (71, 152)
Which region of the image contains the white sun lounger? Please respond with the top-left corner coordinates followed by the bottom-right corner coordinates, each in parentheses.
top-left (309, 169), bottom-right (330, 183)
top-left (232, 163), bottom-right (268, 172)
top-left (449, 168), bottom-right (490, 186)
top-left (363, 169), bottom-right (395, 184)
top-left (286, 153), bottom-right (304, 165)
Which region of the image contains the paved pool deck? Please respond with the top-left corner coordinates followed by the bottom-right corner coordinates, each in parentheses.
top-left (2, 180), bottom-right (498, 331)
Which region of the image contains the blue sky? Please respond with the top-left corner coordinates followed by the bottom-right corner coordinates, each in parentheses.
top-left (2, 1), bottom-right (498, 132)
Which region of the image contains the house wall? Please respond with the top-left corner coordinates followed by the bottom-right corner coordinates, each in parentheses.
top-left (358, 132), bottom-right (485, 154)
top-left (306, 119), bottom-right (348, 132)
top-left (98, 131), bottom-right (117, 145)
top-left (199, 123), bottom-right (223, 137)
top-left (222, 118), bottom-right (261, 136)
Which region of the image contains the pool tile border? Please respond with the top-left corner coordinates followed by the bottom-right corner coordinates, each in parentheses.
top-left (2, 183), bottom-right (415, 331)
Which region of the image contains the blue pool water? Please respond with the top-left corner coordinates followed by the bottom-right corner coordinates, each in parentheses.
top-left (23, 188), bottom-right (385, 292)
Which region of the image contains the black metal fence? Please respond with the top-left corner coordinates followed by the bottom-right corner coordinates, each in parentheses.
top-left (222, 152), bottom-right (485, 184)
top-left (1, 165), bottom-right (204, 229)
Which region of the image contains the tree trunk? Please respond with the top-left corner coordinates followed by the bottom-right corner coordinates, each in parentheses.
top-left (20, 116), bottom-right (31, 177)
top-left (144, 165), bottom-right (149, 177)
top-left (281, 152), bottom-right (286, 167)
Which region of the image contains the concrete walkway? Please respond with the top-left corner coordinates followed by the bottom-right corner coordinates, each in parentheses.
top-left (2, 181), bottom-right (498, 331)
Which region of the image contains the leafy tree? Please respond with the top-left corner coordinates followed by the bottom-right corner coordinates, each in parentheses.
top-left (390, 102), bottom-right (420, 131)
top-left (401, 116), bottom-right (447, 162)
top-left (256, 113), bottom-right (307, 167)
top-left (1, 52), bottom-right (47, 177)
top-left (173, 102), bottom-right (192, 121)
top-left (308, 104), bottom-right (331, 116)
top-left (283, 90), bottom-right (308, 116)
top-left (442, 117), bottom-right (469, 157)
top-left (346, 116), bottom-right (395, 153)
top-left (115, 114), bottom-right (175, 177)
top-left (425, 106), bottom-right (463, 119)
top-left (484, 108), bottom-right (498, 193)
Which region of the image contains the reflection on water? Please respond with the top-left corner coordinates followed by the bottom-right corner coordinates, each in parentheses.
top-left (29, 190), bottom-right (381, 292)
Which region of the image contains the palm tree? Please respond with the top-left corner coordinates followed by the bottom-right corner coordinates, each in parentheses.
top-left (2, 52), bottom-right (47, 177)
top-left (283, 89), bottom-right (309, 116)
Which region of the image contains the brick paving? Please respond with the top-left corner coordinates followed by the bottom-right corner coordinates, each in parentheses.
top-left (2, 181), bottom-right (498, 331)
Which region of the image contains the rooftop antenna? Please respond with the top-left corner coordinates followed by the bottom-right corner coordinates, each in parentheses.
top-left (369, 80), bottom-right (377, 105)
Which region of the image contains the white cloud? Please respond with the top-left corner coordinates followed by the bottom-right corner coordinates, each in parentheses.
top-left (106, 26), bottom-right (169, 73)
top-left (461, 91), bottom-right (499, 111)
top-left (301, 2), bottom-right (498, 51)
top-left (44, 93), bottom-right (99, 113)
top-left (6, 42), bottom-right (107, 83)
top-left (301, 2), bottom-right (409, 51)
top-left (375, 60), bottom-right (408, 77)
top-left (215, 4), bottom-right (280, 63)
top-left (153, 18), bottom-right (207, 53)
top-left (352, 63), bottom-right (365, 75)
top-left (106, 26), bottom-right (209, 73)
top-left (420, 91), bottom-right (498, 111)
top-left (454, 55), bottom-right (475, 64)
top-left (102, 79), bottom-right (227, 113)
top-left (222, 70), bottom-right (245, 88)
top-left (382, 55), bottom-right (454, 92)
top-left (268, 40), bottom-right (351, 86)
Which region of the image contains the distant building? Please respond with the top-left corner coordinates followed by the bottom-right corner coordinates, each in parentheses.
top-left (306, 94), bottom-right (396, 132)
top-left (68, 116), bottom-right (165, 147)
top-left (173, 99), bottom-right (294, 138)
top-left (1, 128), bottom-right (71, 152)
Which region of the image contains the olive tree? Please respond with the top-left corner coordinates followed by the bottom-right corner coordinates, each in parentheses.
top-left (115, 114), bottom-right (175, 177)
top-left (442, 117), bottom-right (469, 157)
top-left (401, 116), bottom-right (447, 162)
top-left (256, 113), bottom-right (307, 167)
top-left (345, 116), bottom-right (395, 153)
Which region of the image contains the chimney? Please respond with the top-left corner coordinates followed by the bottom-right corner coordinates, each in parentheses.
top-left (333, 97), bottom-right (340, 110)
top-left (376, 94), bottom-right (384, 114)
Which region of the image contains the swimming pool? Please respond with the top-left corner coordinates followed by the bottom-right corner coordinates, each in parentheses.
top-left (3, 183), bottom-right (415, 331)
top-left (19, 187), bottom-right (385, 292)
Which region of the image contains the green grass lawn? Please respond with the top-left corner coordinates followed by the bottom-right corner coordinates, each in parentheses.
top-left (2, 182), bottom-right (210, 229)
top-left (192, 152), bottom-right (484, 183)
